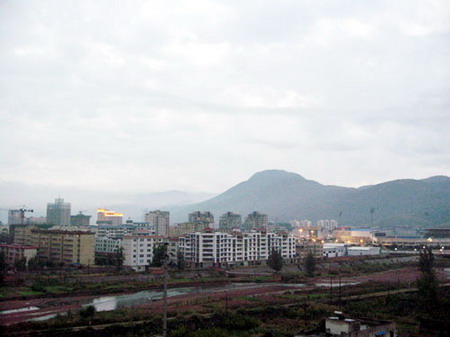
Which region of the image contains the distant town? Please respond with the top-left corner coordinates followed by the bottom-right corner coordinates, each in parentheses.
top-left (1, 197), bottom-right (449, 337)
top-left (2, 197), bottom-right (449, 272)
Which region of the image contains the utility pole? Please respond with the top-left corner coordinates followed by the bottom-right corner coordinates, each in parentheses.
top-left (330, 276), bottom-right (333, 301)
top-left (339, 275), bottom-right (342, 305)
top-left (225, 292), bottom-right (228, 313)
top-left (303, 301), bottom-right (307, 327)
top-left (162, 242), bottom-right (169, 337)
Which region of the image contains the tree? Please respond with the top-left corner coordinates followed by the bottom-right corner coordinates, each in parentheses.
top-left (304, 250), bottom-right (316, 277)
top-left (417, 247), bottom-right (439, 312)
top-left (79, 305), bottom-right (96, 319)
top-left (14, 257), bottom-right (27, 272)
top-left (176, 251), bottom-right (186, 271)
top-left (152, 243), bottom-right (168, 267)
top-left (115, 247), bottom-right (124, 271)
top-left (267, 248), bottom-right (283, 273)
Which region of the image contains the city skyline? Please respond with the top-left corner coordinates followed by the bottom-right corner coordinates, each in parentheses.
top-left (0, 1), bottom-right (449, 202)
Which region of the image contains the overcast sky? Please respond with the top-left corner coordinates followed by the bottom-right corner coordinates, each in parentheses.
top-left (1, 0), bottom-right (449, 208)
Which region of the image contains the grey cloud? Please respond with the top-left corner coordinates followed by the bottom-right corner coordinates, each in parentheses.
top-left (0, 0), bottom-right (449, 201)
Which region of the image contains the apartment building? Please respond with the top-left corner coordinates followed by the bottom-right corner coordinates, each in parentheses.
top-left (219, 212), bottom-right (242, 230)
top-left (243, 211), bottom-right (268, 231)
top-left (95, 236), bottom-right (121, 253)
top-left (297, 240), bottom-right (324, 259)
top-left (179, 228), bottom-right (296, 268)
top-left (145, 210), bottom-right (170, 237)
top-left (317, 219), bottom-right (338, 231)
top-left (121, 235), bottom-right (166, 271)
top-left (188, 211), bottom-right (214, 226)
top-left (11, 224), bottom-right (36, 246)
top-left (169, 222), bottom-right (210, 237)
top-left (31, 229), bottom-right (95, 265)
top-left (0, 244), bottom-right (38, 266)
top-left (93, 224), bottom-right (138, 238)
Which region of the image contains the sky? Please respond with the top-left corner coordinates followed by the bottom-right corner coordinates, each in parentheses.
top-left (1, 0), bottom-right (450, 218)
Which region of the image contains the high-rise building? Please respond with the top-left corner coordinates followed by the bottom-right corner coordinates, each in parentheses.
top-left (71, 213), bottom-right (91, 226)
top-left (188, 211), bottom-right (214, 226)
top-left (219, 212), bottom-right (242, 230)
top-left (317, 219), bottom-right (338, 230)
top-left (97, 208), bottom-right (123, 226)
top-left (8, 210), bottom-right (22, 225)
top-left (46, 198), bottom-right (71, 226)
top-left (145, 210), bottom-right (170, 237)
top-left (243, 211), bottom-right (268, 231)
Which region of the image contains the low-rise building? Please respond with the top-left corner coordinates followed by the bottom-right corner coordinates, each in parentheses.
top-left (0, 244), bottom-right (38, 266)
top-left (323, 243), bottom-right (347, 258)
top-left (121, 235), bottom-right (166, 271)
top-left (347, 246), bottom-right (381, 256)
top-left (325, 313), bottom-right (396, 337)
top-left (296, 240), bottom-right (324, 260)
top-left (31, 229), bottom-right (95, 266)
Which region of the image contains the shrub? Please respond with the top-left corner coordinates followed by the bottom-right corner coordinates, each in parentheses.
top-left (79, 305), bottom-right (96, 319)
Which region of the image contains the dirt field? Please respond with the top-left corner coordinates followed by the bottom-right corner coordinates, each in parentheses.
top-left (1, 266), bottom-right (448, 326)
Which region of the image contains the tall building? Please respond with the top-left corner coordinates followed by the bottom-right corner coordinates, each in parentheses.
top-left (219, 212), bottom-right (242, 230)
top-left (145, 210), bottom-right (170, 237)
top-left (8, 210), bottom-right (22, 225)
top-left (179, 228), bottom-right (296, 268)
top-left (46, 198), bottom-right (71, 226)
top-left (71, 213), bottom-right (91, 226)
top-left (317, 219), bottom-right (338, 230)
top-left (188, 211), bottom-right (214, 226)
top-left (243, 211), bottom-right (268, 231)
top-left (97, 208), bottom-right (123, 225)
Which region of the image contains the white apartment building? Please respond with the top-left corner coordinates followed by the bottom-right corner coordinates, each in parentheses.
top-left (94, 224), bottom-right (138, 238)
top-left (317, 219), bottom-right (338, 231)
top-left (121, 235), bottom-right (166, 271)
top-left (95, 236), bottom-right (121, 253)
top-left (179, 229), bottom-right (296, 267)
top-left (323, 243), bottom-right (347, 257)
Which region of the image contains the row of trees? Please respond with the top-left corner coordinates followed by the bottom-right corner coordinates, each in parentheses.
top-left (267, 248), bottom-right (316, 276)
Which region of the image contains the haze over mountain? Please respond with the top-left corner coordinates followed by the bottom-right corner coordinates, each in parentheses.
top-left (170, 170), bottom-right (450, 228)
top-left (0, 180), bottom-right (213, 223)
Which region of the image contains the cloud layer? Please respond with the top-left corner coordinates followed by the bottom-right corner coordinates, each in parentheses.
top-left (1, 0), bottom-right (449, 207)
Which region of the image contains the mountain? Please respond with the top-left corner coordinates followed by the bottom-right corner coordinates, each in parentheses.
top-left (169, 170), bottom-right (450, 227)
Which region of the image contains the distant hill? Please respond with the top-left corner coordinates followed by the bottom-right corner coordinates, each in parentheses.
top-left (170, 170), bottom-right (450, 228)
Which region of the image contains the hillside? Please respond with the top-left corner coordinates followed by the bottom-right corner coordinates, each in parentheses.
top-left (170, 170), bottom-right (450, 227)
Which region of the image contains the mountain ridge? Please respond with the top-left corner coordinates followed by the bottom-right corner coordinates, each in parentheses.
top-left (169, 170), bottom-right (450, 227)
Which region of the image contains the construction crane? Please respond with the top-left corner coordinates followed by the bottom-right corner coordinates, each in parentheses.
top-left (0, 206), bottom-right (33, 225)
top-left (19, 208), bottom-right (33, 224)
